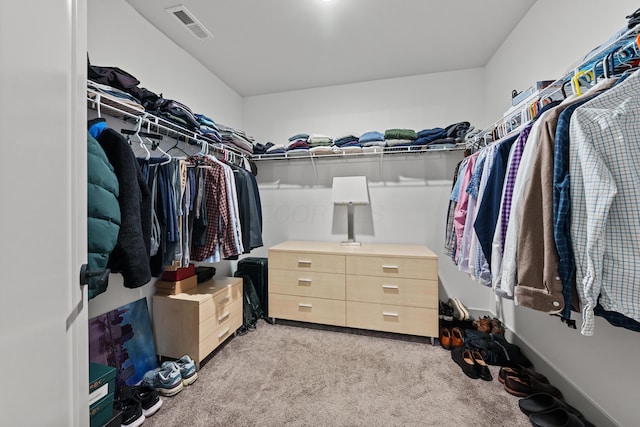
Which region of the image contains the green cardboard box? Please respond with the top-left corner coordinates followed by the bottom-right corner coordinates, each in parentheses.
top-left (89, 363), bottom-right (116, 427)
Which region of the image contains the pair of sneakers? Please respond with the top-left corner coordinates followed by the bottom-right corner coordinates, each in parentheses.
top-left (115, 384), bottom-right (162, 427)
top-left (163, 355), bottom-right (198, 387)
top-left (448, 297), bottom-right (470, 321)
top-left (142, 355), bottom-right (198, 397)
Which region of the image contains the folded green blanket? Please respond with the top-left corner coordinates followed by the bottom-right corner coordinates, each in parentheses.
top-left (384, 128), bottom-right (417, 140)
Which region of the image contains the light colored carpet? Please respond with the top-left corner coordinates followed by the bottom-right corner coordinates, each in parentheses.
top-left (143, 320), bottom-right (532, 427)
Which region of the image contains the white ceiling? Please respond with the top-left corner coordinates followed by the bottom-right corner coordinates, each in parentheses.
top-left (125, 0), bottom-right (537, 97)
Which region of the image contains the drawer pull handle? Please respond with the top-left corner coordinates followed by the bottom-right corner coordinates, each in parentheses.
top-left (298, 278), bottom-right (312, 284)
top-left (219, 296), bottom-right (230, 304)
top-left (218, 328), bottom-right (230, 339)
top-left (382, 285), bottom-right (399, 290)
top-left (382, 265), bottom-right (399, 270)
top-left (298, 260), bottom-right (312, 265)
top-left (218, 311), bottom-right (230, 321)
top-left (298, 303), bottom-right (313, 308)
top-left (382, 312), bottom-right (399, 317)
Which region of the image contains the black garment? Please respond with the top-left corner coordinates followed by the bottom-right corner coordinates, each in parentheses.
top-left (230, 165), bottom-right (251, 253)
top-left (97, 128), bottom-right (152, 288)
top-left (228, 164), bottom-right (263, 253)
top-left (246, 170), bottom-right (263, 249)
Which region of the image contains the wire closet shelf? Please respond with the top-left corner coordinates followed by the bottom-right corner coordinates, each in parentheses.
top-left (473, 23), bottom-right (640, 146)
top-left (87, 86), bottom-right (250, 164)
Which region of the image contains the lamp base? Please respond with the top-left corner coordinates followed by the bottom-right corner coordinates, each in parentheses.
top-left (340, 240), bottom-right (362, 246)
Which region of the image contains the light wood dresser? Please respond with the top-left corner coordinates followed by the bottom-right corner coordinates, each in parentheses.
top-left (152, 277), bottom-right (243, 368)
top-left (268, 241), bottom-right (438, 341)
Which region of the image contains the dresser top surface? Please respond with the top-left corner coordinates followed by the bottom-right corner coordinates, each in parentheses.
top-left (268, 240), bottom-right (437, 259)
top-left (153, 277), bottom-right (242, 303)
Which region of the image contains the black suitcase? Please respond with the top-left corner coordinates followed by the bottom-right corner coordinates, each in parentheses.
top-left (236, 257), bottom-right (269, 318)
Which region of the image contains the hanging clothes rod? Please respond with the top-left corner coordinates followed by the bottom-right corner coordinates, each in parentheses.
top-left (87, 86), bottom-right (250, 162)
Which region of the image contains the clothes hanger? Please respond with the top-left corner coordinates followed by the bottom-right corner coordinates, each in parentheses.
top-left (146, 136), bottom-right (172, 165)
top-left (133, 118), bottom-right (150, 160)
top-left (166, 138), bottom-right (191, 157)
top-left (571, 70), bottom-right (593, 96)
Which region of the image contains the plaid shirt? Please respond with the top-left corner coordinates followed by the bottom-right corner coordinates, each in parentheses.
top-left (445, 159), bottom-right (465, 259)
top-left (570, 69), bottom-right (640, 336)
top-left (500, 123), bottom-right (533, 250)
top-left (191, 157), bottom-right (238, 261)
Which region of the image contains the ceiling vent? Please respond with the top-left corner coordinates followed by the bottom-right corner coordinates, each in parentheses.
top-left (166, 5), bottom-right (213, 40)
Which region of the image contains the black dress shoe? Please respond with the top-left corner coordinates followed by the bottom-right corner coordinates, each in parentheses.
top-left (529, 408), bottom-right (585, 427)
top-left (451, 347), bottom-right (479, 379)
top-left (471, 351), bottom-right (492, 381)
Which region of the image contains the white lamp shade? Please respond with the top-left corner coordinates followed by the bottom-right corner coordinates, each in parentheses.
top-left (331, 176), bottom-right (369, 205)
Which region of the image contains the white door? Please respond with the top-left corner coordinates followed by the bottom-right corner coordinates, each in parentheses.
top-left (0, 1), bottom-right (88, 426)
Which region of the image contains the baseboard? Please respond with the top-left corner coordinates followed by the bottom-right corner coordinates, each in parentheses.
top-left (460, 307), bottom-right (619, 426)
top-left (507, 331), bottom-right (619, 427)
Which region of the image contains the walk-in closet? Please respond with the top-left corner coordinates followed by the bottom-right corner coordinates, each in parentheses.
top-left (2, 1), bottom-right (639, 427)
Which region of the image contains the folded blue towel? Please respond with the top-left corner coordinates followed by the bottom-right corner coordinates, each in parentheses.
top-left (359, 131), bottom-right (384, 143)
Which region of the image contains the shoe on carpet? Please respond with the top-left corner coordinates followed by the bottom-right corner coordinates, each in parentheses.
top-left (121, 384), bottom-right (163, 417)
top-left (503, 372), bottom-right (563, 399)
top-left (142, 364), bottom-right (184, 397)
top-left (471, 350), bottom-right (492, 381)
top-left (163, 354), bottom-right (198, 386)
top-left (519, 392), bottom-right (584, 419)
top-left (451, 347), bottom-right (479, 379)
top-left (114, 396), bottom-right (145, 427)
top-left (451, 327), bottom-right (465, 348)
top-left (439, 327), bottom-right (452, 350)
top-left (529, 407), bottom-right (586, 427)
top-left (448, 298), bottom-right (469, 320)
top-left (498, 365), bottom-right (549, 385)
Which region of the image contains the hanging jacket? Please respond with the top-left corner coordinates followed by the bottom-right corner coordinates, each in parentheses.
top-left (95, 127), bottom-right (152, 288)
top-left (87, 132), bottom-right (121, 299)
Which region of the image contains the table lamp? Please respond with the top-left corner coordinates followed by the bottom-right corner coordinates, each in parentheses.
top-left (331, 176), bottom-right (369, 246)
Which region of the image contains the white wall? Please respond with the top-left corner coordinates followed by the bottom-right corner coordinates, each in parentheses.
top-left (484, 0), bottom-right (637, 125)
top-left (88, 0), bottom-right (242, 129)
top-left (87, 0), bottom-right (243, 318)
top-left (484, 2), bottom-right (639, 426)
top-left (244, 68), bottom-right (494, 311)
top-left (244, 68), bottom-right (486, 144)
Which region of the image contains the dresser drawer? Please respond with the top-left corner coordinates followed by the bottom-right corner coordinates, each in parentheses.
top-left (346, 301), bottom-right (438, 337)
top-left (199, 281), bottom-right (242, 321)
top-left (346, 255), bottom-right (437, 280)
top-left (346, 275), bottom-right (437, 309)
top-left (199, 310), bottom-right (243, 362)
top-left (270, 269), bottom-right (345, 300)
top-left (199, 298), bottom-right (242, 342)
top-left (269, 294), bottom-right (345, 326)
top-left (269, 250), bottom-right (345, 274)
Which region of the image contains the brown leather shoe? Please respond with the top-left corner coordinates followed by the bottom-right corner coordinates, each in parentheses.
top-left (451, 327), bottom-right (465, 348)
top-left (498, 366), bottom-right (549, 385)
top-left (439, 327), bottom-right (452, 350)
top-left (503, 373), bottom-right (562, 399)
top-left (477, 316), bottom-right (492, 333)
top-left (491, 317), bottom-right (505, 335)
